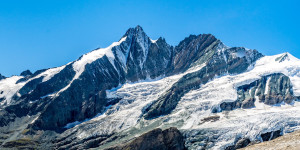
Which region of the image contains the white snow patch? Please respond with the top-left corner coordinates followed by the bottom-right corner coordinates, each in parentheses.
top-left (265, 76), bottom-right (271, 95)
top-left (0, 65), bottom-right (66, 105)
top-left (0, 76), bottom-right (25, 105)
top-left (150, 39), bottom-right (157, 43)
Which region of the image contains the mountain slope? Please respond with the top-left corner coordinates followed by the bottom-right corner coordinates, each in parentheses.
top-left (0, 26), bottom-right (300, 150)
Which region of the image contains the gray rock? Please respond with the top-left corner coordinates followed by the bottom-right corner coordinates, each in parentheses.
top-left (0, 73), bottom-right (6, 80)
top-left (20, 70), bottom-right (33, 76)
top-left (106, 127), bottom-right (186, 150)
top-left (220, 73), bottom-right (295, 112)
top-left (144, 44), bottom-right (263, 119)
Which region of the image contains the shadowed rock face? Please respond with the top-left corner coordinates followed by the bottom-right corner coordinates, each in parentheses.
top-left (20, 70), bottom-right (33, 77)
top-left (170, 34), bottom-right (218, 74)
top-left (220, 73), bottom-right (295, 111)
top-left (106, 127), bottom-right (186, 150)
top-left (144, 45), bottom-right (263, 119)
top-left (0, 74), bottom-right (5, 80)
top-left (225, 138), bottom-right (251, 150)
top-left (225, 129), bottom-right (282, 150)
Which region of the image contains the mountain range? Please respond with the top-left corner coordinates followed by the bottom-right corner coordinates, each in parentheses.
top-left (0, 26), bottom-right (300, 150)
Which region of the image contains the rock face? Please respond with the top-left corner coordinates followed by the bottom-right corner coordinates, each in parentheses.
top-left (144, 44), bottom-right (263, 119)
top-left (20, 70), bottom-right (33, 76)
top-left (107, 127), bottom-right (186, 150)
top-left (241, 130), bottom-right (299, 150)
top-left (0, 74), bottom-right (5, 80)
top-left (225, 138), bottom-right (251, 150)
top-left (220, 73), bottom-right (295, 111)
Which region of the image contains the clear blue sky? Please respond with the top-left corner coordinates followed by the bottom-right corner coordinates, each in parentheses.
top-left (1, 0), bottom-right (299, 76)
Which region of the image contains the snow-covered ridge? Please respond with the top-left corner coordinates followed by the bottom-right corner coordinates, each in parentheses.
top-left (0, 29), bottom-right (159, 103)
top-left (73, 36), bottom-right (127, 77)
top-left (0, 65), bottom-right (66, 105)
top-left (55, 37), bottom-right (128, 95)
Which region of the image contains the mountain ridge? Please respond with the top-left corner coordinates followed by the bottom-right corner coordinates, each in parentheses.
top-left (0, 26), bottom-right (299, 149)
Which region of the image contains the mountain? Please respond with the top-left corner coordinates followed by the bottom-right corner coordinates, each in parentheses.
top-left (0, 26), bottom-right (299, 149)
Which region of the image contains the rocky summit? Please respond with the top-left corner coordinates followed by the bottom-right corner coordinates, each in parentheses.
top-left (0, 26), bottom-right (300, 149)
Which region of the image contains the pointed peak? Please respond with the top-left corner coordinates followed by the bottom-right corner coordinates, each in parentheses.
top-left (123, 25), bottom-right (148, 38)
top-left (276, 52), bottom-right (299, 62)
top-left (135, 25), bottom-right (143, 31)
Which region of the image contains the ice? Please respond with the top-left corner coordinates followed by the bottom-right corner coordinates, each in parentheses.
top-left (65, 64), bottom-right (206, 140)
top-left (0, 76), bottom-right (24, 105)
top-left (70, 52), bottom-right (300, 149)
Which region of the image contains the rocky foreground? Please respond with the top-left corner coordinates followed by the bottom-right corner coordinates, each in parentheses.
top-left (242, 130), bottom-right (300, 150)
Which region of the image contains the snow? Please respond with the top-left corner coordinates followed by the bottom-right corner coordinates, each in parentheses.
top-left (265, 77), bottom-right (271, 95)
top-left (64, 63), bottom-right (206, 140)
top-left (66, 52), bottom-right (300, 149)
top-left (0, 76), bottom-right (24, 105)
top-left (73, 36), bottom-right (127, 79)
top-left (41, 65), bottom-right (66, 82)
top-left (165, 52), bottom-right (300, 149)
top-left (234, 49), bottom-right (246, 58)
top-left (150, 39), bottom-right (157, 43)
top-left (0, 65), bottom-right (67, 105)
top-left (56, 37), bottom-right (127, 95)
top-left (64, 121), bottom-right (81, 129)
top-left (3, 47), bottom-right (300, 149)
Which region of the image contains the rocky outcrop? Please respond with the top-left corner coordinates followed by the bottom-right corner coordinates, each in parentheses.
top-left (106, 127), bottom-right (186, 150)
top-left (144, 45), bottom-right (263, 119)
top-left (241, 130), bottom-right (298, 150)
top-left (225, 138), bottom-right (251, 150)
top-left (225, 130), bottom-right (282, 150)
top-left (220, 73), bottom-right (295, 111)
top-left (261, 130), bottom-right (282, 142)
top-left (0, 74), bottom-right (5, 80)
top-left (20, 70), bottom-right (33, 76)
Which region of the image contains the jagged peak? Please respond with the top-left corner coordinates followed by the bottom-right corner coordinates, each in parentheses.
top-left (276, 52), bottom-right (299, 62)
top-left (20, 69), bottom-right (33, 76)
top-left (123, 25), bottom-right (148, 38)
top-left (176, 34), bottom-right (217, 47)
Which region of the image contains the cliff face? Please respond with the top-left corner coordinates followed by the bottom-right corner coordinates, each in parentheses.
top-left (144, 45), bottom-right (263, 119)
top-left (220, 73), bottom-right (295, 111)
top-left (106, 127), bottom-right (186, 150)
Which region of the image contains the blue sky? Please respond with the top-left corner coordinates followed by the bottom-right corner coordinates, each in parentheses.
top-left (0, 0), bottom-right (299, 76)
